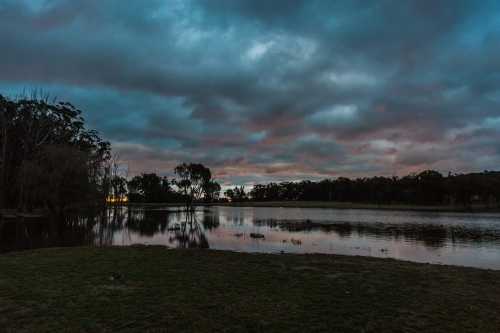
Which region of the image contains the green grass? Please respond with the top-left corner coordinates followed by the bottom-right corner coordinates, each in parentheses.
top-left (0, 246), bottom-right (499, 332)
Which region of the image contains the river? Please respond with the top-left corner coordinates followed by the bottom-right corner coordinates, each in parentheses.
top-left (1, 206), bottom-right (499, 269)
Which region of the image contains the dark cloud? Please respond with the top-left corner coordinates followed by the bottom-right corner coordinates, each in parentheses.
top-left (1, 0), bottom-right (500, 185)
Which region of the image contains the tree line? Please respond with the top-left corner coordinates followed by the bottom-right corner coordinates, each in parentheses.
top-left (125, 163), bottom-right (221, 211)
top-left (137, 169), bottom-right (500, 209)
top-left (2, 90), bottom-right (499, 214)
top-left (124, 170), bottom-right (500, 208)
top-left (0, 90), bottom-right (222, 215)
top-left (244, 170), bottom-right (500, 208)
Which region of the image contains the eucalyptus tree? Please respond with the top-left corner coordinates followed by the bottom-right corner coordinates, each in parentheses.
top-left (173, 163), bottom-right (216, 211)
top-left (127, 173), bottom-right (172, 203)
top-left (0, 88), bottom-right (111, 212)
top-left (203, 180), bottom-right (221, 203)
top-left (11, 90), bottom-right (96, 211)
top-left (223, 186), bottom-right (246, 203)
top-left (0, 94), bottom-right (15, 213)
top-left (224, 188), bottom-right (235, 202)
top-left (41, 145), bottom-right (89, 213)
top-left (248, 184), bottom-right (266, 201)
top-left (234, 186), bottom-right (246, 202)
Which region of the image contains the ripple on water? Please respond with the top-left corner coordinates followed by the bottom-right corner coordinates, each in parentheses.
top-left (1, 205), bottom-right (499, 269)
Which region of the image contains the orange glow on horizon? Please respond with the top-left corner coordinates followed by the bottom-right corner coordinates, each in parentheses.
top-left (107, 197), bottom-right (129, 203)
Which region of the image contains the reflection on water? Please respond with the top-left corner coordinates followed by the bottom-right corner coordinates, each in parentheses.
top-left (1, 206), bottom-right (499, 269)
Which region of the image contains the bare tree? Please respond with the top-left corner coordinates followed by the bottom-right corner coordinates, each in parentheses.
top-left (109, 152), bottom-right (127, 202)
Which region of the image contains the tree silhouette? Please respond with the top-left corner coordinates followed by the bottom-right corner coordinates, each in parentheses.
top-left (173, 163), bottom-right (217, 211)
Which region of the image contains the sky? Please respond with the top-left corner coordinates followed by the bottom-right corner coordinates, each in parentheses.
top-left (1, 0), bottom-right (499, 189)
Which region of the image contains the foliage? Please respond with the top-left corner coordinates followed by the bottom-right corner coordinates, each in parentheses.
top-left (172, 163), bottom-right (219, 210)
top-left (247, 170), bottom-right (500, 208)
top-left (0, 89), bottom-right (111, 213)
top-left (224, 185), bottom-right (246, 203)
top-left (203, 180), bottom-right (221, 203)
top-left (127, 173), bottom-right (179, 203)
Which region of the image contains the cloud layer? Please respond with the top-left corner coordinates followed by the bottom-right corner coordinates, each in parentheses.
top-left (1, 0), bottom-right (499, 187)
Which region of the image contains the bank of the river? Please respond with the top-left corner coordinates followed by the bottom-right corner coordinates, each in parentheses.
top-left (2, 201), bottom-right (498, 219)
top-left (2, 208), bottom-right (52, 219)
top-left (220, 200), bottom-right (500, 212)
top-left (115, 201), bottom-right (500, 212)
top-left (0, 246), bottom-right (498, 333)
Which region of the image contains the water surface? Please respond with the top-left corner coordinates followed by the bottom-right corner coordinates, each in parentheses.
top-left (1, 206), bottom-right (499, 269)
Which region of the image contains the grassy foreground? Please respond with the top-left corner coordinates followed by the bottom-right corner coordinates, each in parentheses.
top-left (0, 247), bottom-right (499, 333)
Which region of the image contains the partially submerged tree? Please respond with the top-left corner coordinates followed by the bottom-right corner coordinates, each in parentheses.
top-left (173, 163), bottom-right (218, 211)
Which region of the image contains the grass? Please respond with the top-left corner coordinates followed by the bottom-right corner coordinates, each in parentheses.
top-left (117, 201), bottom-right (500, 212)
top-left (0, 246), bottom-right (499, 333)
top-left (217, 201), bottom-right (500, 212)
top-left (3, 201), bottom-right (498, 219)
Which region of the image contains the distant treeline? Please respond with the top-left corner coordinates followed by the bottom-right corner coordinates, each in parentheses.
top-left (244, 170), bottom-right (500, 208)
top-left (128, 170), bottom-right (500, 209)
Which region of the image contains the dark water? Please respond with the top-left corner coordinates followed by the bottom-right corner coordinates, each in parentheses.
top-left (1, 206), bottom-right (499, 269)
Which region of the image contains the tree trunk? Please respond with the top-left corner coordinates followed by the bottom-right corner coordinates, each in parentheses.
top-left (18, 174), bottom-right (25, 212)
top-left (0, 119), bottom-right (6, 212)
top-left (59, 201), bottom-right (65, 217)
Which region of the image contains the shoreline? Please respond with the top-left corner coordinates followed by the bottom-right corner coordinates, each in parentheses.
top-left (115, 201), bottom-right (500, 213)
top-left (2, 201), bottom-right (498, 219)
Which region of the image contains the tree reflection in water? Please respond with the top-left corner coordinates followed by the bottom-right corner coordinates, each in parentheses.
top-left (125, 207), bottom-right (173, 236)
top-left (0, 212), bottom-right (119, 253)
top-left (1, 207), bottom-right (499, 257)
top-left (256, 217), bottom-right (500, 250)
top-left (0, 207), bottom-right (224, 253)
top-left (168, 213), bottom-right (209, 248)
